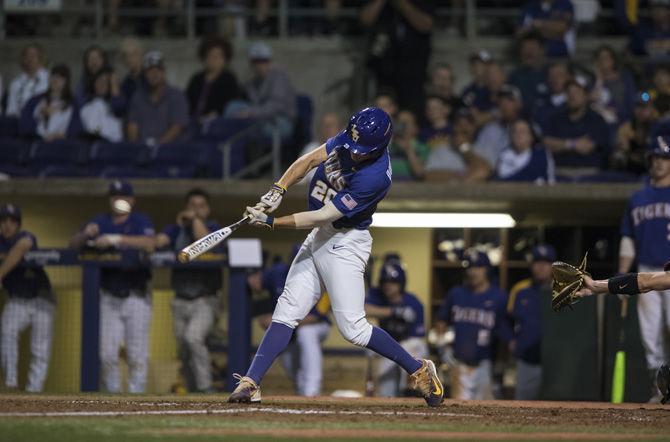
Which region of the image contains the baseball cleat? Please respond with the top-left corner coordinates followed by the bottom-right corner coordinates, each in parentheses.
top-left (227, 374), bottom-right (261, 404)
top-left (409, 359), bottom-right (444, 407)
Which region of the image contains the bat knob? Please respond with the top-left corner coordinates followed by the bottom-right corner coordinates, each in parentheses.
top-left (177, 251), bottom-right (190, 263)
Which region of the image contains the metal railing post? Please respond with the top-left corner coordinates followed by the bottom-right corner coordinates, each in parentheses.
top-left (95, 0), bottom-right (103, 39)
top-left (222, 141), bottom-right (231, 180)
top-left (278, 0), bottom-right (288, 38)
top-left (186, 0), bottom-right (195, 40)
top-left (465, 0), bottom-right (476, 41)
top-left (272, 122), bottom-right (281, 178)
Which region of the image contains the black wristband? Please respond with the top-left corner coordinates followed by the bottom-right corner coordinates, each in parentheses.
top-left (608, 273), bottom-right (639, 296)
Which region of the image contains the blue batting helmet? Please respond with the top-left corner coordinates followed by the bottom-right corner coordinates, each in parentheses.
top-left (379, 262), bottom-right (406, 291)
top-left (333, 107), bottom-right (393, 155)
top-left (462, 248), bottom-right (491, 268)
top-left (650, 135), bottom-right (670, 159)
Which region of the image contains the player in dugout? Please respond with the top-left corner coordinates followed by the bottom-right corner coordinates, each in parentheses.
top-left (0, 203), bottom-right (55, 393)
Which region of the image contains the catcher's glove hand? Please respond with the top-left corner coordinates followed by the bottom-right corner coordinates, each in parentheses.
top-left (551, 253), bottom-right (589, 312)
top-left (657, 364), bottom-right (670, 405)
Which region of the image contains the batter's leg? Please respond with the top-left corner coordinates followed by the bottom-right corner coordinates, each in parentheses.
top-left (99, 293), bottom-right (124, 393)
top-left (637, 290), bottom-right (665, 369)
top-left (123, 294), bottom-right (152, 393)
top-left (26, 299), bottom-right (54, 392)
top-left (1, 300), bottom-right (30, 389)
top-left (398, 337), bottom-right (429, 393)
top-left (245, 239), bottom-right (323, 386)
top-left (183, 297), bottom-right (216, 391)
top-left (295, 322), bottom-right (329, 396)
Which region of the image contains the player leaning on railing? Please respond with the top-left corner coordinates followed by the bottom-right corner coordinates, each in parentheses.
top-left (227, 107), bottom-right (444, 406)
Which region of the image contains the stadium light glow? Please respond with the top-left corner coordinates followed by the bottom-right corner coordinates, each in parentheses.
top-left (371, 212), bottom-right (516, 228)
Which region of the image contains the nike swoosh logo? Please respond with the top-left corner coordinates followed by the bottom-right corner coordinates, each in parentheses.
top-left (433, 379), bottom-right (442, 397)
top-left (619, 284), bottom-right (628, 290)
top-left (332, 244), bottom-right (345, 250)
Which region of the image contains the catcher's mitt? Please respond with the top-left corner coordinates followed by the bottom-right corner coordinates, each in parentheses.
top-left (551, 253), bottom-right (589, 312)
top-left (657, 364), bottom-right (670, 405)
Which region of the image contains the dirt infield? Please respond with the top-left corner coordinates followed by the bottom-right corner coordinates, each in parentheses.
top-left (0, 395), bottom-right (669, 441)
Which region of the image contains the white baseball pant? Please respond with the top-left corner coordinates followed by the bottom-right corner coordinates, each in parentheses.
top-left (1, 297), bottom-right (54, 392)
top-left (272, 225), bottom-right (373, 348)
top-left (636, 264), bottom-right (670, 370)
top-left (99, 290), bottom-right (152, 393)
top-left (171, 296), bottom-right (218, 391)
top-left (376, 336), bottom-right (428, 397)
top-left (450, 359), bottom-right (493, 400)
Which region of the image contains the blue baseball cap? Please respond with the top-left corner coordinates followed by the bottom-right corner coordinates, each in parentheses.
top-left (108, 180), bottom-right (134, 197)
top-left (462, 249), bottom-right (491, 268)
top-left (531, 245), bottom-right (556, 263)
top-left (0, 203), bottom-right (21, 222)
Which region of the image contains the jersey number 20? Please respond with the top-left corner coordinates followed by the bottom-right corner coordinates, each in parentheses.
top-left (311, 180), bottom-right (337, 204)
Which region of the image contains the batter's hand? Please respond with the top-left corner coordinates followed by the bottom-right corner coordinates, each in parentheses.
top-left (246, 206), bottom-right (274, 229)
top-left (255, 183), bottom-right (286, 214)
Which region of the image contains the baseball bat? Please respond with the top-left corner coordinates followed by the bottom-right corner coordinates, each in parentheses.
top-left (611, 296), bottom-right (628, 403)
top-left (177, 214), bottom-right (252, 263)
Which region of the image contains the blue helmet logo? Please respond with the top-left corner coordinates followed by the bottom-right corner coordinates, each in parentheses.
top-left (334, 107), bottom-right (393, 155)
top-left (380, 262), bottom-right (406, 290)
top-left (650, 136), bottom-right (670, 159)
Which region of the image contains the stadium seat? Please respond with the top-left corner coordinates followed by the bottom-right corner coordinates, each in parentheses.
top-left (201, 117), bottom-right (257, 141)
top-left (89, 141), bottom-right (150, 177)
top-left (29, 139), bottom-right (91, 177)
top-left (295, 94), bottom-right (313, 146)
top-left (0, 137), bottom-right (32, 177)
top-left (148, 142), bottom-right (210, 178)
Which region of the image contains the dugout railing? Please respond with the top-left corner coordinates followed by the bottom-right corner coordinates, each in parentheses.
top-left (0, 248), bottom-right (251, 393)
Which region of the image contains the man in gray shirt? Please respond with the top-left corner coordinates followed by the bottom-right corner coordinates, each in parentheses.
top-left (127, 51), bottom-right (189, 145)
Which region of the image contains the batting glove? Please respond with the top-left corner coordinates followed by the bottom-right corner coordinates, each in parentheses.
top-left (256, 183), bottom-right (286, 213)
top-left (246, 206), bottom-right (274, 229)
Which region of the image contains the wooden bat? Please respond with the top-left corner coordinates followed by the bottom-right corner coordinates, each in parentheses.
top-left (611, 296), bottom-right (628, 403)
top-left (177, 214), bottom-right (252, 263)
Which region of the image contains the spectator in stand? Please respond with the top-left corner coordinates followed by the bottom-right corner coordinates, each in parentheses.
top-left (299, 112), bottom-right (342, 183)
top-left (543, 76), bottom-right (611, 177)
top-left (0, 204), bottom-right (55, 393)
top-left (496, 119), bottom-right (555, 183)
top-left (388, 110), bottom-right (428, 181)
top-left (119, 38), bottom-right (144, 102)
top-left (612, 92), bottom-right (659, 175)
top-left (423, 110), bottom-right (492, 182)
top-left (360, 0), bottom-right (434, 117)
top-left (426, 63), bottom-right (462, 115)
top-left (461, 50), bottom-right (492, 112)
top-left (590, 45), bottom-right (636, 127)
top-left (225, 42), bottom-right (296, 139)
top-left (533, 62), bottom-right (570, 134)
top-left (420, 95), bottom-right (452, 150)
top-left (127, 51), bottom-right (189, 146)
top-left (507, 245), bottom-right (556, 400)
top-left (365, 260), bottom-right (428, 398)
top-left (470, 61), bottom-right (507, 129)
top-left (80, 68), bottom-right (125, 143)
top-left (374, 91), bottom-right (400, 121)
top-left (435, 249), bottom-right (510, 400)
top-left (18, 64), bottom-right (82, 141)
top-left (622, 0), bottom-right (670, 58)
top-left (652, 65), bottom-right (670, 115)
top-left (76, 46), bottom-right (111, 105)
top-left (155, 189), bottom-right (222, 393)
top-left (5, 43), bottom-right (49, 117)
top-left (186, 37), bottom-right (240, 126)
top-left (473, 85), bottom-right (525, 178)
top-left (69, 180), bottom-right (155, 393)
top-left (518, 0), bottom-right (575, 58)
top-left (508, 31), bottom-right (547, 112)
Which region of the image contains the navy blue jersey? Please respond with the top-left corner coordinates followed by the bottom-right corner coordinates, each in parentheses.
top-left (88, 211), bottom-right (155, 296)
top-left (621, 185), bottom-right (670, 267)
top-left (419, 126), bottom-right (452, 149)
top-left (507, 279), bottom-right (545, 364)
top-left (461, 83), bottom-right (493, 111)
top-left (162, 221), bottom-right (223, 299)
top-left (520, 0), bottom-right (574, 58)
top-left (437, 284), bottom-right (511, 365)
top-left (496, 145), bottom-right (554, 183)
top-left (366, 288), bottom-right (426, 339)
top-left (308, 137), bottom-right (392, 230)
top-left (543, 107), bottom-right (610, 168)
top-left (0, 231), bottom-right (52, 300)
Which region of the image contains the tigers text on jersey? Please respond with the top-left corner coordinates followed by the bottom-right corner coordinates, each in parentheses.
top-left (621, 184), bottom-right (670, 267)
top-left (307, 136), bottom-right (392, 230)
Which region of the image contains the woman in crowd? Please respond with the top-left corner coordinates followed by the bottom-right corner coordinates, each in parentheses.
top-left (76, 45), bottom-right (111, 105)
top-left (186, 37), bottom-right (240, 125)
top-left (420, 95), bottom-right (452, 150)
top-left (19, 64), bottom-right (81, 141)
top-left (591, 45), bottom-right (636, 126)
top-left (80, 68), bottom-right (125, 142)
top-left (496, 119), bottom-right (554, 183)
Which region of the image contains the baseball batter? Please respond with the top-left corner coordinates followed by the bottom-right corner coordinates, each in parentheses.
top-left (0, 204), bottom-right (55, 392)
top-left (617, 135), bottom-right (670, 397)
top-left (228, 107), bottom-right (444, 406)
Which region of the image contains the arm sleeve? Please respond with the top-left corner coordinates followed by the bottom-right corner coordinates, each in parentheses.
top-left (293, 201), bottom-right (343, 228)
